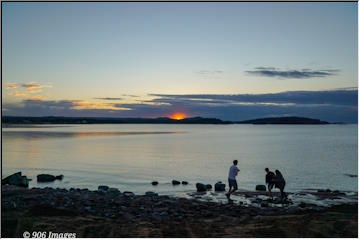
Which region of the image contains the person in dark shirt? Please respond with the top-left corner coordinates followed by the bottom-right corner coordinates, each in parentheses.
top-left (265, 167), bottom-right (275, 199)
top-left (274, 169), bottom-right (286, 199)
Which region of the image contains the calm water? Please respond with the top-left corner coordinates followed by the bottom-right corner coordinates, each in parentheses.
top-left (2, 124), bottom-right (358, 194)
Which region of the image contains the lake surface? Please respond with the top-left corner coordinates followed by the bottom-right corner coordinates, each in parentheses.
top-left (2, 124), bottom-right (358, 195)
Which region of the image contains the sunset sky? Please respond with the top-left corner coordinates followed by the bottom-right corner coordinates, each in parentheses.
top-left (2, 3), bottom-right (358, 122)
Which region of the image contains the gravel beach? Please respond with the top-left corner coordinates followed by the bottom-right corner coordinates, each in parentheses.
top-left (1, 185), bottom-right (358, 237)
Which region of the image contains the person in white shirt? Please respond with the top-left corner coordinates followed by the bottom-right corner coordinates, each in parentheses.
top-left (226, 160), bottom-right (240, 199)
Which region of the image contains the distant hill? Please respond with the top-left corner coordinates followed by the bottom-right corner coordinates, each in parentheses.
top-left (238, 116), bottom-right (329, 125)
top-left (2, 116), bottom-right (329, 125)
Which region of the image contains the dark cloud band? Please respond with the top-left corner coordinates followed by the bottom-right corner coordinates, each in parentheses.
top-left (246, 67), bottom-right (339, 79)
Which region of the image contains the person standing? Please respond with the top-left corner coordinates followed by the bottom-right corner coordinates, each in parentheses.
top-left (226, 160), bottom-right (240, 199)
top-left (265, 167), bottom-right (275, 199)
top-left (274, 169), bottom-right (286, 199)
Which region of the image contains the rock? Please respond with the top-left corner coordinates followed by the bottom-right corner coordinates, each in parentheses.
top-left (37, 174), bottom-right (63, 182)
top-left (160, 211), bottom-right (168, 217)
top-left (214, 181), bottom-right (226, 191)
top-left (299, 202), bottom-right (307, 208)
top-left (326, 189), bottom-right (332, 193)
top-left (145, 191), bottom-right (158, 197)
top-left (172, 180), bottom-right (180, 185)
top-left (151, 181), bottom-right (159, 186)
top-left (255, 185), bottom-right (266, 191)
top-left (2, 172), bottom-right (29, 187)
top-left (56, 175), bottom-right (64, 180)
top-left (98, 185), bottom-right (109, 192)
top-left (181, 181), bottom-right (188, 185)
top-left (196, 183), bottom-right (207, 192)
top-left (123, 191), bottom-right (135, 198)
top-left (344, 173), bottom-right (357, 178)
top-left (261, 202), bottom-right (268, 207)
top-left (205, 184), bottom-right (212, 190)
top-left (108, 188), bottom-right (120, 194)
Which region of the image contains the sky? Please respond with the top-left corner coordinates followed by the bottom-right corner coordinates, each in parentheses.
top-left (2, 2), bottom-right (358, 122)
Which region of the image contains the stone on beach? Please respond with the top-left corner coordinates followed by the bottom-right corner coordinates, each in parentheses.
top-left (98, 185), bottom-right (109, 192)
top-left (123, 191), bottom-right (135, 198)
top-left (205, 184), bottom-right (212, 190)
top-left (108, 188), bottom-right (120, 195)
top-left (196, 183), bottom-right (208, 192)
top-left (181, 181), bottom-right (188, 185)
top-left (152, 181), bottom-right (159, 186)
top-left (255, 185), bottom-right (266, 191)
top-left (214, 181), bottom-right (226, 191)
top-left (172, 180), bottom-right (181, 185)
top-left (145, 191), bottom-right (158, 197)
top-left (2, 172), bottom-right (29, 188)
top-left (37, 174), bottom-right (64, 182)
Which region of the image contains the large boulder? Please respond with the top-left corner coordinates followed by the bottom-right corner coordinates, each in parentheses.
top-left (214, 181), bottom-right (226, 191)
top-left (2, 172), bottom-right (29, 188)
top-left (37, 174), bottom-right (63, 182)
top-left (181, 181), bottom-right (188, 185)
top-left (255, 185), bottom-right (266, 191)
top-left (205, 184), bottom-right (212, 190)
top-left (151, 181), bottom-right (159, 186)
top-left (196, 183), bottom-right (207, 192)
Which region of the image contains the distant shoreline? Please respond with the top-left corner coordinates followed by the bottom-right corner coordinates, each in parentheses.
top-left (2, 116), bottom-right (338, 125)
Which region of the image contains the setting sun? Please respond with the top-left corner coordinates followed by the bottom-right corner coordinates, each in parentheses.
top-left (170, 112), bottom-right (187, 120)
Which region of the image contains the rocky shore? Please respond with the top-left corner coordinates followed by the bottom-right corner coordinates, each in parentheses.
top-left (2, 185), bottom-right (358, 237)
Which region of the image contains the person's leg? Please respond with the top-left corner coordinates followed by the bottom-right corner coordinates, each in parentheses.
top-left (268, 184), bottom-right (273, 198)
top-left (230, 181), bottom-right (238, 194)
top-left (281, 184), bottom-right (286, 199)
top-left (226, 184), bottom-right (232, 198)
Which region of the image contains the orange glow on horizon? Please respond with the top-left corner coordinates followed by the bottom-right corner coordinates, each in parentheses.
top-left (170, 112), bottom-right (187, 120)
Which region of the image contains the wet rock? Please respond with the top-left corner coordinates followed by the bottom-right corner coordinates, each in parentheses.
top-left (151, 181), bottom-right (159, 186)
top-left (205, 184), bottom-right (212, 190)
top-left (123, 191), bottom-right (135, 198)
top-left (2, 172), bottom-right (29, 188)
top-left (255, 185), bottom-right (266, 191)
top-left (56, 175), bottom-right (64, 180)
top-left (196, 183), bottom-right (207, 192)
top-left (214, 181), bottom-right (226, 191)
top-left (299, 202), bottom-right (307, 208)
top-left (108, 188), bottom-right (120, 195)
top-left (181, 181), bottom-right (188, 185)
top-left (98, 185), bottom-right (109, 192)
top-left (344, 173), bottom-right (357, 178)
top-left (145, 191), bottom-right (158, 197)
top-left (37, 174), bottom-right (63, 182)
top-left (160, 211), bottom-right (169, 217)
top-left (261, 202), bottom-right (268, 208)
top-left (172, 180), bottom-right (180, 185)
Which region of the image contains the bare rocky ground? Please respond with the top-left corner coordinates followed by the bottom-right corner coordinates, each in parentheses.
top-left (2, 185), bottom-right (358, 237)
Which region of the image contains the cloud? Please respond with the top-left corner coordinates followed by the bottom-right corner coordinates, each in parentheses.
top-left (21, 82), bottom-right (52, 93)
top-left (122, 94), bottom-right (139, 98)
top-left (149, 88), bottom-right (357, 106)
top-left (196, 70), bottom-right (224, 74)
top-left (94, 97), bottom-right (123, 101)
top-left (2, 88), bottom-right (357, 123)
top-left (72, 100), bottom-right (130, 111)
top-left (5, 82), bottom-right (52, 98)
top-left (246, 67), bottom-right (339, 79)
top-left (195, 70), bottom-right (224, 79)
top-left (5, 83), bottom-right (20, 89)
